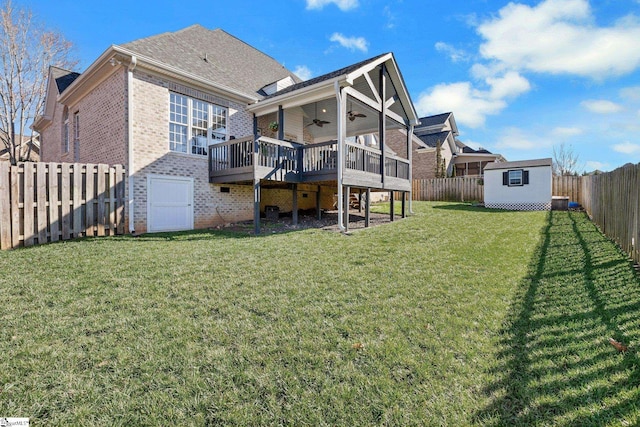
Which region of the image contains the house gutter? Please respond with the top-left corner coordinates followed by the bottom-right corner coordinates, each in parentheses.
top-left (127, 56), bottom-right (137, 234)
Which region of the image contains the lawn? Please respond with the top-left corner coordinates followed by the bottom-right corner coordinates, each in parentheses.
top-left (0, 202), bottom-right (639, 426)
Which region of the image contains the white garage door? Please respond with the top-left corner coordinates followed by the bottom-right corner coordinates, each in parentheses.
top-left (147, 175), bottom-right (194, 232)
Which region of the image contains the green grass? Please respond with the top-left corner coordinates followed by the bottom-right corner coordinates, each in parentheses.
top-left (0, 202), bottom-right (638, 425)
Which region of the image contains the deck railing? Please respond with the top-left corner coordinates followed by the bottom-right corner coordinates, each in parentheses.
top-left (345, 142), bottom-right (381, 174)
top-left (209, 136), bottom-right (410, 183)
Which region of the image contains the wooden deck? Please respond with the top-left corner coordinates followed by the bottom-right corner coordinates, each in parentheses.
top-left (209, 136), bottom-right (411, 192)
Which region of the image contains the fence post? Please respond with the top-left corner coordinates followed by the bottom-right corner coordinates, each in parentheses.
top-left (0, 162), bottom-right (10, 249)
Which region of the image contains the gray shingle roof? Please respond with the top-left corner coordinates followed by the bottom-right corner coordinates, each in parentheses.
top-left (484, 158), bottom-right (552, 170)
top-left (264, 52), bottom-right (389, 99)
top-left (119, 25), bottom-right (300, 99)
top-left (51, 66), bottom-right (80, 93)
top-left (416, 112), bottom-right (451, 129)
top-left (416, 130), bottom-right (450, 148)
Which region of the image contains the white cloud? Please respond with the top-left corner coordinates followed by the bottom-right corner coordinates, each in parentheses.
top-left (306, 0), bottom-right (358, 11)
top-left (415, 82), bottom-right (505, 128)
top-left (477, 0), bottom-right (640, 79)
top-left (613, 142), bottom-right (640, 154)
top-left (494, 127), bottom-right (546, 150)
top-left (329, 33), bottom-right (368, 52)
top-left (383, 6), bottom-right (396, 29)
top-left (581, 99), bottom-right (624, 114)
top-left (435, 42), bottom-right (469, 63)
top-left (485, 71), bottom-right (531, 99)
top-left (552, 127), bottom-right (583, 137)
top-left (415, 71), bottom-right (529, 128)
top-left (585, 160), bottom-right (609, 171)
top-left (620, 86), bottom-right (640, 101)
top-left (293, 65), bottom-right (312, 81)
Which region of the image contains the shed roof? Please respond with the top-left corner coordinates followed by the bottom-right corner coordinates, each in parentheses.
top-left (484, 158), bottom-right (552, 170)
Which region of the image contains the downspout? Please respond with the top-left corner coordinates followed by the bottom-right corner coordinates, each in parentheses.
top-left (335, 81), bottom-right (345, 232)
top-left (127, 56), bottom-right (137, 234)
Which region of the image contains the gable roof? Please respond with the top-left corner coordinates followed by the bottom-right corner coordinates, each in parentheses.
top-left (417, 112), bottom-right (452, 129)
top-left (416, 130), bottom-right (451, 148)
top-left (265, 53), bottom-right (388, 99)
top-left (51, 66), bottom-right (81, 93)
top-left (119, 25), bottom-right (299, 100)
top-left (484, 158), bottom-right (552, 170)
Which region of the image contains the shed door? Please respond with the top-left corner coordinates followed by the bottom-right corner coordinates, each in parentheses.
top-left (147, 175), bottom-right (194, 232)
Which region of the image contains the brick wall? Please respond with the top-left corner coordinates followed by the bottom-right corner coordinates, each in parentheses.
top-left (130, 71), bottom-right (257, 233)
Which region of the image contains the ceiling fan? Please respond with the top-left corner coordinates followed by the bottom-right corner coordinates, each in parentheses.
top-left (347, 101), bottom-right (366, 121)
top-left (306, 104), bottom-right (330, 127)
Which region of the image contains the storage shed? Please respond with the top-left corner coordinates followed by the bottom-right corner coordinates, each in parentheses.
top-left (484, 158), bottom-right (552, 210)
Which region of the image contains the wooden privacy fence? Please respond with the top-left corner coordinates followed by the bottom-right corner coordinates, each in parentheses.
top-left (0, 162), bottom-right (126, 250)
top-left (580, 163), bottom-right (640, 264)
top-left (553, 175), bottom-right (583, 204)
top-left (412, 177), bottom-right (484, 202)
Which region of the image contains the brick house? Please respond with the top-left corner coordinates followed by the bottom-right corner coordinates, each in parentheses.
top-left (386, 112), bottom-right (505, 179)
top-left (34, 25), bottom-right (418, 234)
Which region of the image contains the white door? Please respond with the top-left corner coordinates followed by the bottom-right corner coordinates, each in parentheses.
top-left (147, 175), bottom-right (194, 232)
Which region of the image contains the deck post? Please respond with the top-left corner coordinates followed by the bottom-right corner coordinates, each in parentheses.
top-left (390, 191), bottom-right (395, 222)
top-left (277, 105), bottom-right (284, 141)
top-left (316, 186), bottom-right (322, 220)
top-left (254, 179), bottom-right (261, 235)
top-left (292, 183), bottom-right (298, 225)
top-left (358, 189), bottom-right (363, 213)
top-left (344, 186), bottom-right (350, 232)
top-left (365, 188), bottom-right (371, 228)
top-left (407, 124), bottom-right (414, 214)
top-left (379, 64), bottom-right (387, 185)
top-left (401, 191), bottom-right (406, 218)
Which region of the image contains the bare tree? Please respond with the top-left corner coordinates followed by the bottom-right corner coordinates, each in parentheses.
top-left (552, 142), bottom-right (583, 176)
top-left (0, 0), bottom-right (75, 164)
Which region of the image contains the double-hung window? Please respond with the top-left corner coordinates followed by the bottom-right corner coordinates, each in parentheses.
top-left (509, 169), bottom-right (523, 186)
top-left (169, 93), bottom-right (227, 156)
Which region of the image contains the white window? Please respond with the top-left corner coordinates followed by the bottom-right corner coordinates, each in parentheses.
top-left (73, 112), bottom-right (80, 161)
top-left (62, 108), bottom-right (69, 153)
top-left (509, 170), bottom-right (522, 186)
top-left (169, 93), bottom-right (227, 156)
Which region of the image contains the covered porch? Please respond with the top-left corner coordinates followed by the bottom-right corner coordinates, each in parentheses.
top-left (209, 53), bottom-right (418, 234)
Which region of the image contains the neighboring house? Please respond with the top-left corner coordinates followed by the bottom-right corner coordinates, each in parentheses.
top-left (484, 158), bottom-right (552, 211)
top-left (34, 25), bottom-right (418, 234)
top-left (452, 140), bottom-right (505, 177)
top-left (0, 134), bottom-right (40, 162)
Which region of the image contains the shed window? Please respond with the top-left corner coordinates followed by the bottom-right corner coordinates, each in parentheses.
top-left (502, 169), bottom-right (529, 186)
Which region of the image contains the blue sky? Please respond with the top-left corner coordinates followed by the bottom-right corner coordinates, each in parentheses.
top-left (23, 0), bottom-right (640, 172)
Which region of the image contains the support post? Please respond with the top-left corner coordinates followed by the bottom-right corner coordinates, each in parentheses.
top-left (358, 189), bottom-right (363, 213)
top-left (316, 185), bottom-right (322, 220)
top-left (407, 124), bottom-right (414, 214)
top-left (277, 105), bottom-right (284, 141)
top-left (344, 186), bottom-right (350, 232)
top-left (401, 192), bottom-right (406, 218)
top-left (390, 191), bottom-right (395, 222)
top-left (253, 179), bottom-right (261, 235)
top-left (379, 64), bottom-right (387, 184)
top-left (292, 183), bottom-right (298, 225)
top-left (365, 188), bottom-right (371, 228)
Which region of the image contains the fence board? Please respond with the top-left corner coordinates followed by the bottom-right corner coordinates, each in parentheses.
top-left (36, 163), bottom-right (47, 244)
top-left (0, 161), bottom-right (126, 250)
top-left (97, 164), bottom-right (106, 236)
top-left (48, 163), bottom-right (59, 242)
top-left (412, 177), bottom-right (484, 202)
top-left (0, 162), bottom-right (10, 249)
top-left (23, 162), bottom-right (34, 247)
top-left (73, 163), bottom-right (82, 237)
top-left (11, 165), bottom-right (20, 247)
top-left (61, 163), bottom-right (71, 240)
top-left (85, 164), bottom-right (95, 237)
